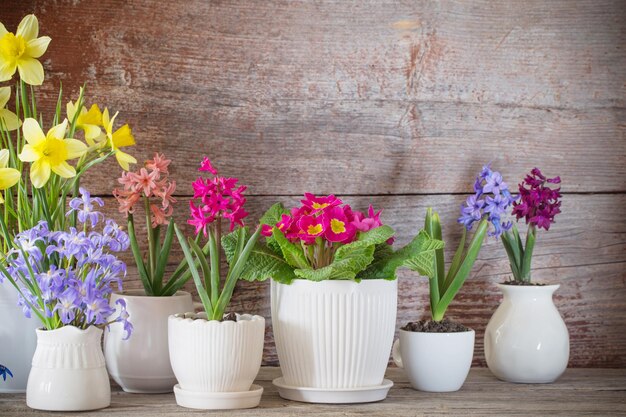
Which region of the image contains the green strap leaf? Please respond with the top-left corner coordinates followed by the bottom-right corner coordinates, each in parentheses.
top-left (434, 218), bottom-right (488, 321)
top-left (501, 231), bottom-right (521, 280)
top-left (520, 225), bottom-right (536, 282)
top-left (214, 227), bottom-right (262, 318)
top-left (127, 215), bottom-right (153, 296)
top-left (153, 220), bottom-right (175, 294)
top-left (174, 224), bottom-right (213, 314)
top-left (444, 227), bottom-right (467, 290)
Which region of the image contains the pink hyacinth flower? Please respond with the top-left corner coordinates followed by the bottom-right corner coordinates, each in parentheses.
top-left (146, 152), bottom-right (171, 175)
top-left (199, 157), bottom-right (218, 175)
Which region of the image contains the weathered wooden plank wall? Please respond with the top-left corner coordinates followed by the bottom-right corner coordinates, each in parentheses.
top-left (1, 0), bottom-right (625, 368)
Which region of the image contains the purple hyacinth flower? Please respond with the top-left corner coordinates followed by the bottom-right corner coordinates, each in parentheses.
top-left (483, 172), bottom-right (508, 195)
top-left (485, 194), bottom-right (509, 217)
top-left (462, 194), bottom-right (485, 220)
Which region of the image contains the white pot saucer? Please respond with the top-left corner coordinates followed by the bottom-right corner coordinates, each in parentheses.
top-left (273, 377), bottom-right (393, 404)
top-left (173, 384), bottom-right (263, 410)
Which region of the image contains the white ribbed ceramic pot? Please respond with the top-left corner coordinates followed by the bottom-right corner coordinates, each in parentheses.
top-left (485, 284), bottom-right (569, 383)
top-left (0, 283), bottom-right (40, 393)
top-left (271, 279), bottom-right (397, 389)
top-left (168, 313), bottom-right (265, 393)
top-left (27, 326), bottom-right (110, 411)
top-left (104, 290), bottom-right (193, 393)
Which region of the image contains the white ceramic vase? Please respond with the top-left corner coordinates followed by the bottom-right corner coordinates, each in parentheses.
top-left (392, 329), bottom-right (475, 392)
top-left (27, 326), bottom-right (110, 411)
top-left (0, 283), bottom-right (40, 393)
top-left (104, 290), bottom-right (193, 393)
top-left (168, 313), bottom-right (265, 393)
top-left (485, 283), bottom-right (569, 383)
top-left (271, 279), bottom-right (397, 389)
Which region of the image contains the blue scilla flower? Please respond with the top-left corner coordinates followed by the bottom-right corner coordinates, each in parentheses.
top-left (0, 365), bottom-right (14, 381)
top-left (67, 188), bottom-right (104, 227)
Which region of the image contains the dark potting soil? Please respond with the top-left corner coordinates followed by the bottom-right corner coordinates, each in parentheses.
top-left (501, 280), bottom-right (546, 286)
top-left (401, 317), bottom-right (470, 333)
top-left (222, 312), bottom-right (238, 322)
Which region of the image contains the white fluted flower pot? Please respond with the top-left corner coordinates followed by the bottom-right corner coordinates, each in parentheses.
top-left (485, 284), bottom-right (569, 383)
top-left (271, 279), bottom-right (397, 390)
top-left (104, 290), bottom-right (193, 393)
top-left (392, 329), bottom-right (475, 392)
top-left (0, 284), bottom-right (40, 393)
top-left (27, 326), bottom-right (110, 411)
top-left (168, 312), bottom-right (265, 409)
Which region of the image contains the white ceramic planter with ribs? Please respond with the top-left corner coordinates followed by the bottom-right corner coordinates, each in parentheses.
top-left (168, 313), bottom-right (265, 393)
top-left (271, 279), bottom-right (397, 389)
top-left (27, 326), bottom-right (110, 411)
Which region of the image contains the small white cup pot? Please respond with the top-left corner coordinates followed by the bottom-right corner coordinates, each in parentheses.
top-left (104, 290), bottom-right (193, 393)
top-left (27, 326), bottom-right (110, 411)
top-left (168, 312), bottom-right (265, 408)
top-left (392, 328), bottom-right (475, 392)
top-left (484, 284), bottom-right (569, 383)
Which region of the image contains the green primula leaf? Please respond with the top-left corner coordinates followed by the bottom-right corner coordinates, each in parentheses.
top-left (259, 202), bottom-right (289, 254)
top-left (357, 230), bottom-right (444, 280)
top-left (259, 202), bottom-right (289, 227)
top-left (222, 227), bottom-right (297, 284)
top-left (272, 228), bottom-right (310, 269)
top-left (294, 225), bottom-right (395, 282)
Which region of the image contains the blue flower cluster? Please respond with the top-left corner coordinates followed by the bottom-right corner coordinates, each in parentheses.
top-left (458, 165), bottom-right (516, 237)
top-left (2, 189), bottom-right (133, 339)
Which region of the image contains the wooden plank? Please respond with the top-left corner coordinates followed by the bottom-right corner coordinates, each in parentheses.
top-left (63, 193), bottom-right (626, 368)
top-left (1, 368), bottom-right (625, 416)
top-left (1, 0), bottom-right (624, 193)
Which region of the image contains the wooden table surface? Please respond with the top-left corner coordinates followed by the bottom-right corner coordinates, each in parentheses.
top-left (1, 367), bottom-right (625, 416)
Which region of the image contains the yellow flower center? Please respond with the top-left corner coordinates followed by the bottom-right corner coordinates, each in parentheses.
top-left (312, 202), bottom-right (329, 210)
top-left (0, 33), bottom-right (26, 62)
top-left (35, 137), bottom-right (68, 165)
top-left (307, 224), bottom-right (323, 235)
top-left (330, 219), bottom-right (346, 234)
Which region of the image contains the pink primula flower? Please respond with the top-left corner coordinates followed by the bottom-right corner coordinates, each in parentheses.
top-left (297, 214), bottom-right (327, 243)
top-left (324, 206), bottom-right (356, 243)
top-left (301, 193), bottom-right (342, 213)
top-left (352, 205), bottom-right (383, 232)
top-left (266, 195), bottom-right (393, 246)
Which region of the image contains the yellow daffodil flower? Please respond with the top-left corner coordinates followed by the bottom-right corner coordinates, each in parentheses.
top-left (18, 118), bottom-right (87, 188)
top-left (0, 86), bottom-right (20, 131)
top-left (102, 108), bottom-right (136, 171)
top-left (0, 15), bottom-right (51, 86)
top-left (0, 149), bottom-right (20, 203)
top-left (67, 100), bottom-right (103, 145)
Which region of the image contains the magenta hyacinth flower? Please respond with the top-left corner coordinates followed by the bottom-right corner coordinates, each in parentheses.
top-left (512, 168), bottom-right (562, 231)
